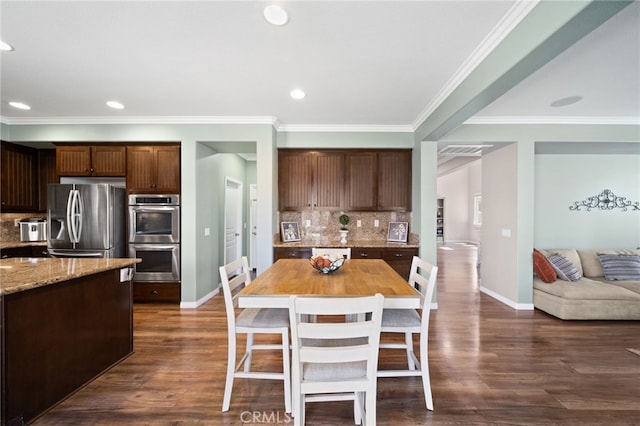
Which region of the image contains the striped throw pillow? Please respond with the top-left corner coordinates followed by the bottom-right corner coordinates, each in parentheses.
top-left (596, 253), bottom-right (640, 280)
top-left (547, 253), bottom-right (582, 281)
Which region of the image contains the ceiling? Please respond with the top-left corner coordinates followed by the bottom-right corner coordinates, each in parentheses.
top-left (1, 1), bottom-right (638, 168)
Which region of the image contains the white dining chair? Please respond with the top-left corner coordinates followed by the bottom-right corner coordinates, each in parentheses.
top-left (219, 256), bottom-right (291, 413)
top-left (377, 255), bottom-right (437, 411)
top-left (311, 247), bottom-right (352, 259)
top-left (289, 294), bottom-right (384, 426)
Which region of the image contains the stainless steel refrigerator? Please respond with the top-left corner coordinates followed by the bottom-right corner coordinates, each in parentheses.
top-left (47, 184), bottom-right (126, 258)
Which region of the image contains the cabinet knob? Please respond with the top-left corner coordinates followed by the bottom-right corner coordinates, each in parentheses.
top-left (152, 290), bottom-right (159, 295)
top-left (360, 253), bottom-right (369, 257)
top-left (395, 253), bottom-right (403, 257)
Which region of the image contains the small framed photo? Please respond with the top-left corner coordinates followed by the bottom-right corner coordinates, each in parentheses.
top-left (281, 221), bottom-right (301, 242)
top-left (387, 222), bottom-right (409, 243)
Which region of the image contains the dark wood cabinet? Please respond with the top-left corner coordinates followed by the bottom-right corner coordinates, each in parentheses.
top-left (383, 247), bottom-right (419, 279)
top-left (127, 145), bottom-right (180, 194)
top-left (279, 148), bottom-right (412, 212)
top-left (0, 246), bottom-right (48, 259)
top-left (377, 150), bottom-right (412, 211)
top-left (274, 247), bottom-right (313, 260)
top-left (1, 269), bottom-right (132, 425)
top-left (38, 149), bottom-right (58, 211)
top-left (56, 145), bottom-right (127, 177)
top-left (278, 151), bottom-right (344, 211)
top-left (133, 282), bottom-right (181, 303)
top-left (0, 141), bottom-right (38, 212)
top-left (350, 247), bottom-right (383, 259)
top-left (345, 151), bottom-right (377, 211)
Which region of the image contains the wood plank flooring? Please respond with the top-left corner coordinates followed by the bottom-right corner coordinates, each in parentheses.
top-left (32, 244), bottom-right (640, 425)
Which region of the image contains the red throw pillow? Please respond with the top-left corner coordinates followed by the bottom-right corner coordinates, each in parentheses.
top-left (533, 249), bottom-right (557, 283)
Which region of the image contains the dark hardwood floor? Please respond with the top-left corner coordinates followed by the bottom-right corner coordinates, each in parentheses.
top-left (32, 244), bottom-right (640, 425)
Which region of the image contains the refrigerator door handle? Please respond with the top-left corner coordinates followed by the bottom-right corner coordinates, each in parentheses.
top-left (75, 189), bottom-right (84, 242)
top-left (66, 190), bottom-right (76, 243)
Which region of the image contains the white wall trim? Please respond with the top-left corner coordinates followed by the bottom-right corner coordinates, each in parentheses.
top-left (0, 115), bottom-right (279, 126)
top-left (466, 116), bottom-right (640, 125)
top-left (479, 285), bottom-right (534, 310)
top-left (276, 124), bottom-right (414, 133)
top-left (180, 287), bottom-right (218, 309)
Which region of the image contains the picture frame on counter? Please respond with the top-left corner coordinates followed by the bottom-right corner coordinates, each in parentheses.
top-left (281, 221), bottom-right (301, 242)
top-left (387, 221), bottom-right (408, 243)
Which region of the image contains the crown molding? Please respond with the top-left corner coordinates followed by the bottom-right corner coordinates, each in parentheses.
top-left (0, 115), bottom-right (279, 126)
top-left (411, 0), bottom-right (540, 130)
top-left (465, 116), bottom-right (640, 125)
top-left (276, 124), bottom-right (414, 133)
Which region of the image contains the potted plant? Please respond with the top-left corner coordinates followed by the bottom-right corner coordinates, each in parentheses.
top-left (339, 214), bottom-right (350, 244)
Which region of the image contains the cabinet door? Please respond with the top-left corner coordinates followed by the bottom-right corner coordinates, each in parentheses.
top-left (278, 151), bottom-right (313, 211)
top-left (91, 146), bottom-right (127, 176)
top-left (38, 149), bottom-right (58, 212)
top-left (378, 150), bottom-right (412, 211)
top-left (56, 146), bottom-right (92, 176)
top-left (274, 247), bottom-right (312, 260)
top-left (313, 152), bottom-right (344, 210)
top-left (345, 151), bottom-right (377, 211)
top-left (351, 248), bottom-right (383, 259)
top-left (383, 248), bottom-right (418, 280)
top-left (154, 146), bottom-right (181, 193)
top-left (1, 142), bottom-right (38, 211)
top-left (126, 146), bottom-right (155, 192)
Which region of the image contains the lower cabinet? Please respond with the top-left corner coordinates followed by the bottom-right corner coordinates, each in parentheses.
top-left (133, 282), bottom-right (181, 303)
top-left (383, 248), bottom-right (419, 280)
top-left (0, 245), bottom-right (48, 259)
top-left (274, 247), bottom-right (313, 260)
top-left (2, 269), bottom-right (133, 425)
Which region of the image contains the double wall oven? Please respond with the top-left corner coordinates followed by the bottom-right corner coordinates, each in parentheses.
top-left (128, 194), bottom-right (180, 282)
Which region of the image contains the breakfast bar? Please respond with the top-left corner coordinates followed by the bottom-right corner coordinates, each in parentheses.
top-left (0, 257), bottom-right (139, 426)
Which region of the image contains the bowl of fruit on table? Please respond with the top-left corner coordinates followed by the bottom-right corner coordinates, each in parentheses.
top-left (309, 253), bottom-right (345, 274)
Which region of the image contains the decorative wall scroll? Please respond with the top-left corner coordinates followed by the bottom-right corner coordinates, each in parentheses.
top-left (569, 189), bottom-right (640, 211)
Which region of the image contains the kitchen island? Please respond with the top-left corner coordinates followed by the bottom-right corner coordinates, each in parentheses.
top-left (0, 257), bottom-right (139, 426)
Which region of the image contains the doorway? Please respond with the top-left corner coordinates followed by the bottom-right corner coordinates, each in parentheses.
top-left (224, 177), bottom-right (243, 265)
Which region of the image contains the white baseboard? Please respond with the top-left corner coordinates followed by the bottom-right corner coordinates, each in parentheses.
top-left (180, 287), bottom-right (219, 309)
top-left (479, 286), bottom-right (534, 310)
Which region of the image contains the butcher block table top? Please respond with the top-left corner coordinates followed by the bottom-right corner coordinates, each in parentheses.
top-left (238, 258), bottom-right (420, 309)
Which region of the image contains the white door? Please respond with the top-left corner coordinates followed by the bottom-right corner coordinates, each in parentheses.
top-left (224, 178), bottom-right (243, 265)
top-left (249, 184), bottom-right (257, 269)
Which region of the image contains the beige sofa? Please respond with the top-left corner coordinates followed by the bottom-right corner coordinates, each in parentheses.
top-left (533, 249), bottom-right (640, 320)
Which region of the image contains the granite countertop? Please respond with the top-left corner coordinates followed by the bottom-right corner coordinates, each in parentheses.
top-left (0, 257), bottom-right (140, 296)
top-left (273, 239), bottom-right (419, 249)
top-left (1, 241), bottom-right (47, 250)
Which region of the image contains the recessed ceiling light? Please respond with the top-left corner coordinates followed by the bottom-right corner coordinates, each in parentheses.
top-left (550, 95), bottom-right (583, 107)
top-left (264, 5), bottom-right (289, 26)
top-left (290, 89), bottom-right (305, 100)
top-left (9, 101), bottom-right (30, 110)
top-left (106, 101), bottom-right (125, 110)
top-left (0, 41), bottom-right (14, 51)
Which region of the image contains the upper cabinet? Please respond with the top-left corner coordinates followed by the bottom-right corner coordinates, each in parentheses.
top-left (56, 145), bottom-right (126, 177)
top-left (278, 150), bottom-right (344, 211)
top-left (278, 148), bottom-right (412, 212)
top-left (126, 145), bottom-right (180, 194)
top-left (1, 141), bottom-right (38, 212)
top-left (377, 150), bottom-right (412, 211)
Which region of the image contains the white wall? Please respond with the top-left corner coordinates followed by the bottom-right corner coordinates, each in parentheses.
top-left (436, 159), bottom-right (481, 244)
top-left (534, 154), bottom-right (640, 249)
top-left (480, 144), bottom-right (518, 304)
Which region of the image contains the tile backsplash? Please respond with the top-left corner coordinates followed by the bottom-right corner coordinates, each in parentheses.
top-left (278, 211), bottom-right (414, 244)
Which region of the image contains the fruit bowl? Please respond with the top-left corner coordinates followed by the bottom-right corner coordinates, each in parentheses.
top-left (309, 254), bottom-right (345, 274)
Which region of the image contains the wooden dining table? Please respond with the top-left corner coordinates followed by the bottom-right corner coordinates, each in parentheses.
top-left (237, 258), bottom-right (421, 309)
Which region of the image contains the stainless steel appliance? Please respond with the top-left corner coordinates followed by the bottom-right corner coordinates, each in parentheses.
top-left (128, 194), bottom-right (180, 282)
top-left (128, 194), bottom-right (180, 243)
top-left (19, 218), bottom-right (47, 242)
top-left (47, 184), bottom-right (126, 258)
top-left (128, 243), bottom-right (180, 281)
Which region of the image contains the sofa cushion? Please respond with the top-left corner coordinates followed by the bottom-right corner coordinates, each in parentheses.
top-left (591, 278), bottom-right (640, 295)
top-left (533, 277), bottom-right (640, 301)
top-left (547, 253), bottom-right (582, 281)
top-left (578, 249), bottom-right (640, 278)
top-left (539, 249), bottom-right (583, 276)
top-left (597, 253), bottom-right (640, 280)
top-left (533, 249), bottom-right (556, 283)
